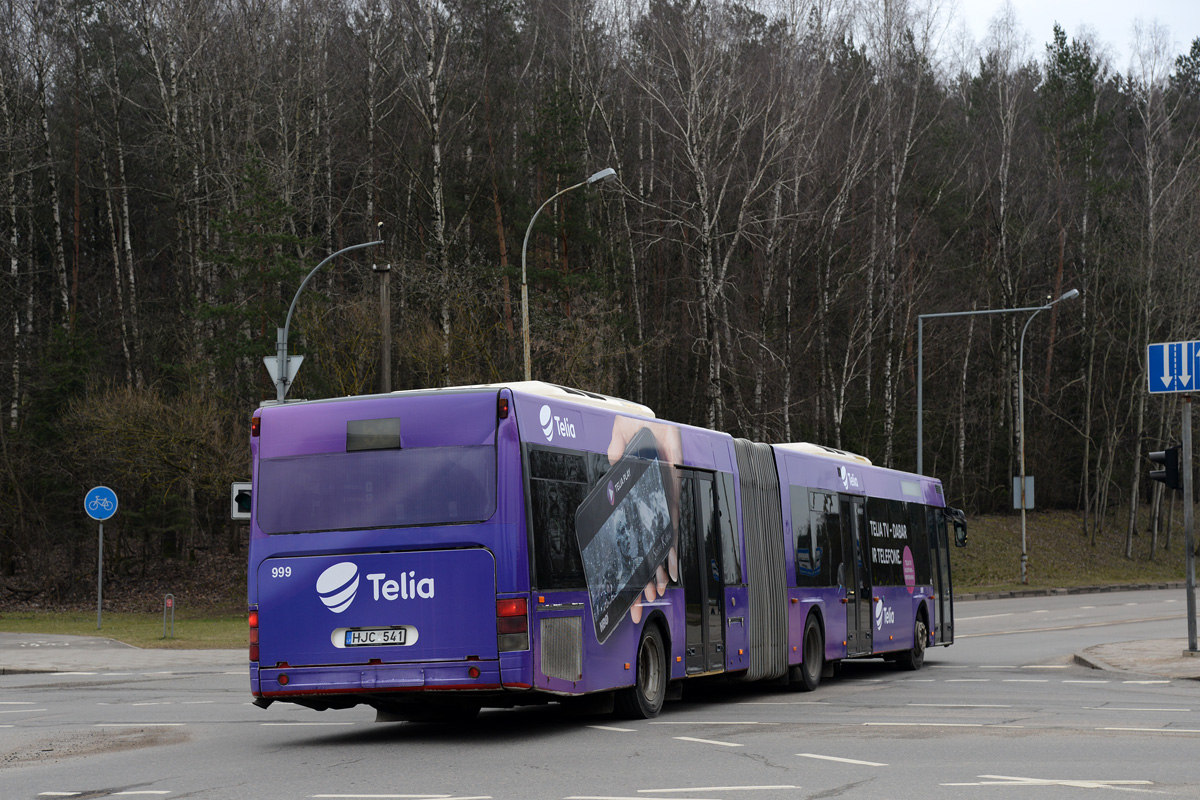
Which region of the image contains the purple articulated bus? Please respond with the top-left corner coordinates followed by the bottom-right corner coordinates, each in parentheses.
top-left (246, 382), bottom-right (967, 720)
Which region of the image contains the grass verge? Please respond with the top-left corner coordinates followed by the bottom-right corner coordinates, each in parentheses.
top-left (0, 610), bottom-right (246, 650)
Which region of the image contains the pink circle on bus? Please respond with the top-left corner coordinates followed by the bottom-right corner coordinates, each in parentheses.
top-left (902, 546), bottom-right (916, 594)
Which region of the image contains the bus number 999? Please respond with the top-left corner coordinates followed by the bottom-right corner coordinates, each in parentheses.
top-left (271, 566), bottom-right (292, 578)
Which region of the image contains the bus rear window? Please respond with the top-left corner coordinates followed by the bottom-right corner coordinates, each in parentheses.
top-left (256, 445), bottom-right (496, 534)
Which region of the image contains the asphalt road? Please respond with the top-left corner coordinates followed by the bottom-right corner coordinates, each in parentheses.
top-left (2, 588), bottom-right (1198, 799)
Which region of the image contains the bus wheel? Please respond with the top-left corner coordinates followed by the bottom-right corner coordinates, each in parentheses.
top-left (897, 615), bottom-right (927, 671)
top-left (616, 624), bottom-right (667, 719)
top-left (792, 614), bottom-right (823, 692)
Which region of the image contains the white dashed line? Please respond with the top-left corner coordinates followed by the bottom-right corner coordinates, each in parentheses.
top-left (261, 722), bottom-right (355, 726)
top-left (1124, 680), bottom-right (1171, 685)
top-left (798, 753), bottom-right (887, 766)
top-left (114, 792), bottom-right (172, 796)
top-left (635, 786), bottom-right (799, 793)
top-left (310, 795), bottom-right (454, 799)
top-left (54, 672), bottom-right (96, 676)
top-left (946, 679), bottom-right (989, 683)
top-left (1101, 727), bottom-right (1200, 734)
top-left (132, 702), bottom-right (171, 706)
top-left (909, 703), bottom-right (1010, 708)
top-left (1064, 680), bottom-right (1109, 684)
top-left (674, 736), bottom-right (744, 747)
top-left (650, 721), bottom-right (777, 725)
top-left (0, 708), bottom-right (46, 714)
top-left (1003, 679), bottom-right (1048, 683)
top-left (956, 613), bottom-right (1014, 621)
top-left (38, 793), bottom-right (81, 797)
top-left (1084, 707), bottom-right (1190, 712)
top-left (0, 701), bottom-right (35, 705)
top-left (589, 725), bottom-right (636, 732)
top-left (864, 722), bottom-right (984, 728)
top-left (95, 723), bottom-right (185, 728)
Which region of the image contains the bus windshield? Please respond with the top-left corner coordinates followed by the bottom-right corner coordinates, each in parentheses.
top-left (256, 444), bottom-right (497, 534)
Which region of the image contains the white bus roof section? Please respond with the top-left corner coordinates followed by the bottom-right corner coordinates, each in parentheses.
top-left (443, 380), bottom-right (656, 419)
top-left (773, 442), bottom-right (873, 466)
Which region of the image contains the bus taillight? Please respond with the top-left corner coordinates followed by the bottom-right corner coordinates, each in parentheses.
top-left (249, 609), bottom-right (260, 662)
top-left (251, 416), bottom-right (261, 437)
top-left (496, 597), bottom-right (528, 652)
top-left (497, 397), bottom-right (510, 419)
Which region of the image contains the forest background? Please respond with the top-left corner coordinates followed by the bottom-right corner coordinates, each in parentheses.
top-left (2, 0), bottom-right (1199, 607)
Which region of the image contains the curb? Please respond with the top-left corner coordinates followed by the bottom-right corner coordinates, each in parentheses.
top-left (1072, 652), bottom-right (1117, 673)
top-left (958, 582), bottom-right (1187, 602)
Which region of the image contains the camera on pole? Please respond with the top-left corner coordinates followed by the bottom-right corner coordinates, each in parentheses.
top-left (1148, 445), bottom-right (1182, 490)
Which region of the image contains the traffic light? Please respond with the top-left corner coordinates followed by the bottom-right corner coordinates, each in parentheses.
top-left (1148, 446), bottom-right (1181, 490)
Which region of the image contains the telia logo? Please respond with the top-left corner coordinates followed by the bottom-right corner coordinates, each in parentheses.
top-left (874, 597), bottom-right (895, 630)
top-left (316, 562), bottom-right (360, 614)
top-left (538, 404), bottom-right (578, 443)
top-left (838, 465), bottom-right (863, 492)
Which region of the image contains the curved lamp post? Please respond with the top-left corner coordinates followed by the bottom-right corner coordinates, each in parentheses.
top-left (520, 167), bottom-right (617, 381)
top-left (269, 238), bottom-right (383, 402)
top-left (1018, 288), bottom-right (1080, 583)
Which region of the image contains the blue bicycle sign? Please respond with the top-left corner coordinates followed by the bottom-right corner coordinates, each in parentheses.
top-left (85, 486), bottom-right (118, 521)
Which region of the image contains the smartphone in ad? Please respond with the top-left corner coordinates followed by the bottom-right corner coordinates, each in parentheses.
top-left (575, 427), bottom-right (674, 644)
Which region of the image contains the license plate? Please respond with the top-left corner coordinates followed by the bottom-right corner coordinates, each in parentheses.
top-left (345, 627), bottom-right (407, 647)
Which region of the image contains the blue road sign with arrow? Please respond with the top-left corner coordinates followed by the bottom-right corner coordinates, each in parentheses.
top-left (1148, 341), bottom-right (1200, 394)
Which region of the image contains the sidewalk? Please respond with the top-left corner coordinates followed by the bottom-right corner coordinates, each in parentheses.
top-left (0, 632), bottom-right (244, 675)
top-left (1074, 639), bottom-right (1200, 681)
top-left (3, 631), bottom-right (1199, 681)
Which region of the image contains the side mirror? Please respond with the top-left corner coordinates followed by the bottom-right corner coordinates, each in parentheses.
top-left (947, 507), bottom-right (967, 547)
top-left (231, 482), bottom-right (252, 521)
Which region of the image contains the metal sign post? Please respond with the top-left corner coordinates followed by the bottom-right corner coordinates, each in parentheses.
top-left (1184, 397), bottom-right (1197, 654)
top-left (84, 486), bottom-right (118, 630)
top-left (1147, 343), bottom-right (1199, 654)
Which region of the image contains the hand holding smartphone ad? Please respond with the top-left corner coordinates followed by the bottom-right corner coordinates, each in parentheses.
top-left (576, 419), bottom-right (681, 638)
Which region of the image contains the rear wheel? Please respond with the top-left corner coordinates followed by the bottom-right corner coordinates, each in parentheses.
top-left (897, 615), bottom-right (927, 671)
top-left (791, 614), bottom-right (823, 692)
top-left (616, 624), bottom-right (667, 719)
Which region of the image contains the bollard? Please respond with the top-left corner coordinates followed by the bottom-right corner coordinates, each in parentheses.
top-left (162, 594), bottom-right (175, 639)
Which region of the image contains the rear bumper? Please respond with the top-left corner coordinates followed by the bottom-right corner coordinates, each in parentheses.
top-left (252, 650), bottom-right (532, 698)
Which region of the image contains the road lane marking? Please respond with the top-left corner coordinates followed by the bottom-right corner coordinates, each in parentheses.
top-left (1003, 679), bottom-right (1048, 683)
top-left (946, 679), bottom-right (989, 682)
top-left (114, 793), bottom-right (172, 796)
top-left (311, 795), bottom-right (453, 799)
top-left (1124, 680), bottom-right (1171, 685)
top-left (1022, 665), bottom-right (1068, 669)
top-left (54, 672), bottom-right (96, 676)
top-left (674, 736), bottom-right (743, 747)
top-left (956, 613), bottom-right (1014, 621)
top-left (182, 701), bottom-right (214, 704)
top-left (95, 723), bottom-right (185, 727)
top-left (1085, 707), bottom-right (1190, 712)
top-left (132, 702), bottom-right (171, 706)
top-left (1101, 727), bottom-right (1200, 734)
top-left (568, 797), bottom-right (719, 800)
top-left (262, 722), bottom-right (355, 726)
top-left (1064, 680), bottom-right (1109, 684)
top-left (909, 703), bottom-right (1011, 708)
top-left (651, 721), bottom-right (777, 725)
top-left (0, 708), bottom-right (46, 713)
top-left (864, 723), bottom-right (983, 728)
top-left (959, 615), bottom-right (1182, 638)
top-left (980, 666), bottom-right (1018, 669)
top-left (798, 753), bottom-right (887, 766)
top-left (0, 701), bottom-right (35, 705)
top-left (37, 793), bottom-right (81, 797)
top-left (739, 701), bottom-right (828, 705)
top-left (589, 725), bottom-right (636, 732)
top-left (942, 775), bottom-right (1153, 788)
top-left (636, 786), bottom-right (799, 793)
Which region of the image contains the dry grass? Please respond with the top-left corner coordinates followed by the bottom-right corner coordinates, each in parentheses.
top-left (955, 506), bottom-right (1189, 593)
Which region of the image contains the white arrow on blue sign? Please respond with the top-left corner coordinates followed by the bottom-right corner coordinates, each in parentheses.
top-left (84, 486), bottom-right (118, 521)
top-left (1148, 341), bottom-right (1200, 394)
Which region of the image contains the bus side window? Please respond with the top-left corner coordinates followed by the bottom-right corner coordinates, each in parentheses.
top-left (528, 447), bottom-right (589, 590)
top-left (715, 472), bottom-right (742, 585)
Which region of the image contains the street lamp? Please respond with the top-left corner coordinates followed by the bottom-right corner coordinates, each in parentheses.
top-left (267, 238), bottom-right (383, 402)
top-left (1018, 288), bottom-right (1080, 583)
top-left (520, 167), bottom-right (617, 381)
top-left (916, 287), bottom-right (1080, 581)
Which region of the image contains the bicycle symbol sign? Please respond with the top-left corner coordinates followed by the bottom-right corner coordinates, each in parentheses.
top-left (85, 486), bottom-right (118, 521)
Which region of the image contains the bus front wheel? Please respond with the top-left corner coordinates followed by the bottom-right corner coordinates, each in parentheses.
top-left (617, 624), bottom-right (667, 719)
top-left (897, 615), bottom-right (927, 671)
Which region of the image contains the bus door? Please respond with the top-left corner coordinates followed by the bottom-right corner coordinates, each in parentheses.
top-left (840, 495), bottom-right (873, 656)
top-left (680, 471), bottom-right (726, 674)
top-left (930, 508), bottom-right (954, 644)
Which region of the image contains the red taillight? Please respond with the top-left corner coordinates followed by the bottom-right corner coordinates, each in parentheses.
top-left (497, 598), bottom-right (526, 617)
top-left (249, 610), bottom-right (259, 662)
top-left (251, 416), bottom-right (261, 437)
top-left (497, 397), bottom-right (509, 419)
